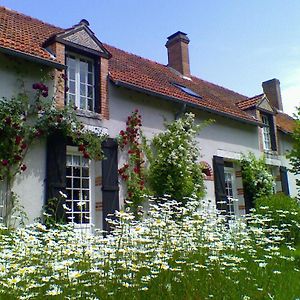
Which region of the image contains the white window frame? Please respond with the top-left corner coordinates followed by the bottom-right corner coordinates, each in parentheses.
top-left (262, 114), bottom-right (272, 151)
top-left (66, 146), bottom-right (93, 230)
top-left (66, 53), bottom-right (95, 111)
top-left (224, 167), bottom-right (238, 216)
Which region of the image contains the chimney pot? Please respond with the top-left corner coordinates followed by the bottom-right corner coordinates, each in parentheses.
top-left (165, 31), bottom-right (191, 78)
top-left (262, 78), bottom-right (283, 111)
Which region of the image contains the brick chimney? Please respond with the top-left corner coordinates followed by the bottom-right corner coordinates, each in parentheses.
top-left (165, 31), bottom-right (190, 78)
top-left (262, 78), bottom-right (283, 111)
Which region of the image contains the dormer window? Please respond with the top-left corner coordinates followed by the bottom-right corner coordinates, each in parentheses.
top-left (262, 114), bottom-right (272, 150)
top-left (261, 113), bottom-right (277, 151)
top-left (66, 54), bottom-right (95, 111)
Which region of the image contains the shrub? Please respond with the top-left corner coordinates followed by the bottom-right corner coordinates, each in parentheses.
top-left (241, 153), bottom-right (274, 202)
top-left (255, 193), bottom-right (300, 244)
top-left (148, 113), bottom-right (207, 205)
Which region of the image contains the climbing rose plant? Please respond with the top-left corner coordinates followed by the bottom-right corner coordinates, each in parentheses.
top-left (148, 113), bottom-right (206, 205)
top-left (0, 80), bottom-right (107, 225)
top-left (118, 110), bottom-right (147, 215)
top-left (240, 152), bottom-right (275, 202)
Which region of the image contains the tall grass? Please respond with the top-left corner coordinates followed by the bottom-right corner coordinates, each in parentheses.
top-left (0, 197), bottom-right (299, 299)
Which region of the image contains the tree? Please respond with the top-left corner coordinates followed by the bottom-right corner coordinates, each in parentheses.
top-left (288, 107), bottom-right (300, 197)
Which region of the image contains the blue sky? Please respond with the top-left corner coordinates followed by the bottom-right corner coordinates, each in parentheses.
top-left (1, 0), bottom-right (300, 116)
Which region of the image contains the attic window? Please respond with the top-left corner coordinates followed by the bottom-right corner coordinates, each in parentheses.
top-left (172, 83), bottom-right (202, 99)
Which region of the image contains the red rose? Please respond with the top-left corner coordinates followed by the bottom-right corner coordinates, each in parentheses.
top-left (1, 159), bottom-right (8, 166)
top-left (14, 155), bottom-right (22, 161)
top-left (15, 136), bottom-right (22, 145)
top-left (78, 144), bottom-right (85, 152)
top-left (83, 152), bottom-right (90, 159)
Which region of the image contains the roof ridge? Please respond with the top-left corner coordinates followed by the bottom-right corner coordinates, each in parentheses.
top-left (0, 6), bottom-right (64, 31)
top-left (104, 43), bottom-right (165, 67)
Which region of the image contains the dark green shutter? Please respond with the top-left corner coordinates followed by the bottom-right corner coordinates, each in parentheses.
top-left (269, 115), bottom-right (277, 151)
top-left (280, 166), bottom-right (290, 196)
top-left (94, 59), bottom-right (101, 113)
top-left (213, 156), bottom-right (228, 213)
top-left (45, 131), bottom-right (67, 222)
top-left (102, 138), bottom-right (119, 232)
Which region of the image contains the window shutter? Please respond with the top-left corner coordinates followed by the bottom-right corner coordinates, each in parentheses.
top-left (269, 115), bottom-right (277, 151)
top-left (280, 166), bottom-right (290, 196)
top-left (213, 156), bottom-right (228, 213)
top-left (45, 131), bottom-right (67, 222)
top-left (94, 59), bottom-right (101, 113)
top-left (102, 138), bottom-right (119, 232)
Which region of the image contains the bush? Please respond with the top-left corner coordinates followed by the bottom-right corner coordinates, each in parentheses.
top-left (148, 113), bottom-right (206, 205)
top-left (255, 193), bottom-right (300, 244)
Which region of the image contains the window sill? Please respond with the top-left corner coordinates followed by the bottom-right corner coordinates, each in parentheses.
top-left (263, 150), bottom-right (278, 159)
top-left (76, 109), bottom-right (102, 121)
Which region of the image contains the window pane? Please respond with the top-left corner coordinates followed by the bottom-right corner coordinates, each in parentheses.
top-left (82, 179), bottom-right (89, 189)
top-left (73, 190), bottom-right (80, 200)
top-left (80, 97), bottom-right (87, 109)
top-left (73, 178), bottom-right (80, 189)
top-left (88, 61), bottom-right (93, 72)
top-left (88, 73), bottom-right (93, 85)
top-left (73, 167), bottom-right (80, 177)
top-left (88, 98), bottom-right (94, 111)
top-left (80, 83), bottom-right (86, 96)
top-left (73, 156), bottom-right (80, 166)
top-left (69, 81), bottom-right (75, 94)
top-left (82, 167), bottom-right (89, 177)
top-left (87, 85), bottom-right (93, 98)
top-left (82, 190), bottom-right (89, 200)
top-left (69, 68), bottom-right (75, 81)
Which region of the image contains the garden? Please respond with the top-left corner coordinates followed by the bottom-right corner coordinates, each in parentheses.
top-left (0, 81), bottom-right (300, 299)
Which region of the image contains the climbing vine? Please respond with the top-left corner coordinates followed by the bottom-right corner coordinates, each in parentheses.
top-left (240, 152), bottom-right (275, 202)
top-left (118, 110), bottom-right (147, 216)
top-left (0, 78), bottom-right (107, 225)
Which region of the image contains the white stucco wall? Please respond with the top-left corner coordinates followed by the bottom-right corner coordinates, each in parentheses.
top-left (104, 83), bottom-right (262, 207)
top-left (0, 54), bottom-right (54, 223)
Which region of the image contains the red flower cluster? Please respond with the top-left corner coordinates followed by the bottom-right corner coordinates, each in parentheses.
top-left (118, 109), bottom-right (146, 204)
top-left (78, 144), bottom-right (90, 159)
top-left (32, 82), bottom-right (49, 97)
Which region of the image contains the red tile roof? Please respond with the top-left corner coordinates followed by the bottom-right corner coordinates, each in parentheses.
top-left (105, 44), bottom-right (258, 124)
top-left (0, 5), bottom-right (295, 133)
top-left (236, 94), bottom-right (264, 110)
top-left (0, 6), bottom-right (62, 60)
top-left (276, 112), bottom-right (296, 134)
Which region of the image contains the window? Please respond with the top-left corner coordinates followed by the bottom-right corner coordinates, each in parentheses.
top-left (262, 114), bottom-right (272, 151)
top-left (66, 151), bottom-right (91, 225)
top-left (66, 54), bottom-right (95, 111)
top-left (224, 168), bottom-right (237, 215)
top-left (172, 83), bottom-right (202, 99)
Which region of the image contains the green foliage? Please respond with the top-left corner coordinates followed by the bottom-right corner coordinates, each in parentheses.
top-left (255, 193), bottom-right (300, 244)
top-left (0, 198), bottom-right (299, 299)
top-left (148, 113), bottom-right (207, 204)
top-left (241, 152), bottom-right (275, 201)
top-left (288, 106), bottom-right (300, 197)
top-left (0, 79), bottom-right (107, 226)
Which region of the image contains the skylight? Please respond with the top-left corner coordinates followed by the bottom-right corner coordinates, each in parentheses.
top-left (172, 83), bottom-right (202, 99)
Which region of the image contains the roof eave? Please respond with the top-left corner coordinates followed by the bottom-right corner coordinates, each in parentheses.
top-left (111, 79), bottom-right (260, 126)
top-left (0, 46), bottom-right (66, 70)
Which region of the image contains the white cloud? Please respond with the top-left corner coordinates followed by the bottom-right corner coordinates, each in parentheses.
top-left (280, 66), bottom-right (300, 117)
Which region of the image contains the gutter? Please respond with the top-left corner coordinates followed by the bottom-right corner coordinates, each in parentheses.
top-left (0, 46), bottom-right (66, 70)
top-left (111, 79), bottom-right (261, 126)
